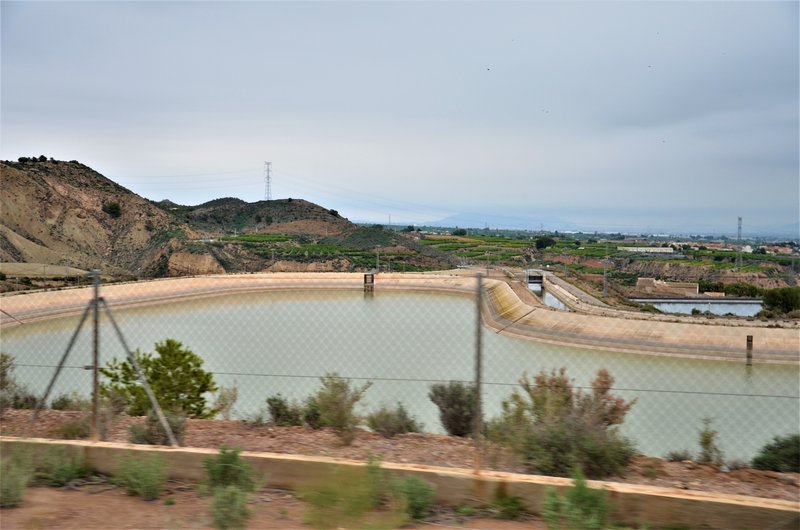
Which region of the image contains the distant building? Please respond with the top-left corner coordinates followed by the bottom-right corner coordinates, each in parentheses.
top-left (617, 247), bottom-right (675, 254)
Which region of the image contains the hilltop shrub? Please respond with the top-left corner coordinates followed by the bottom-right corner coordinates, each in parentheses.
top-left (100, 339), bottom-right (218, 418)
top-left (366, 402), bottom-right (421, 438)
top-left (428, 381), bottom-right (479, 437)
top-left (751, 434), bottom-right (800, 472)
top-left (488, 368), bottom-right (636, 478)
top-left (102, 201), bottom-right (122, 218)
top-left (311, 373), bottom-right (372, 445)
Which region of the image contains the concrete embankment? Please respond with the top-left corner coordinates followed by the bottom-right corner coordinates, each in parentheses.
top-left (1, 272), bottom-right (798, 364)
top-left (2, 437), bottom-right (797, 530)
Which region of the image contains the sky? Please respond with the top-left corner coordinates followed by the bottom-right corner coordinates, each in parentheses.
top-left (2, 1), bottom-right (798, 236)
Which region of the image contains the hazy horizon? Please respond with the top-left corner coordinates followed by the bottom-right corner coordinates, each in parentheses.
top-left (2, 1), bottom-right (798, 236)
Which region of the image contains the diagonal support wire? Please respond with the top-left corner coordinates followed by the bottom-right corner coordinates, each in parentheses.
top-left (27, 301), bottom-right (93, 435)
top-left (100, 298), bottom-right (178, 447)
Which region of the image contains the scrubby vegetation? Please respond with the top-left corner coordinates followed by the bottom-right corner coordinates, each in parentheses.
top-left (488, 368), bottom-right (636, 478)
top-left (428, 381), bottom-right (479, 437)
top-left (366, 402), bottom-right (421, 438)
top-left (309, 373), bottom-right (372, 445)
top-left (751, 434), bottom-right (800, 472)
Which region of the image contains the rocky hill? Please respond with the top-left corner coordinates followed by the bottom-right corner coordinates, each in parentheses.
top-left (0, 158), bottom-right (446, 282)
top-left (0, 158), bottom-right (191, 277)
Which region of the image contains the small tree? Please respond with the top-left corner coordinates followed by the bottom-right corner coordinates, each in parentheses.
top-left (100, 339), bottom-right (218, 418)
top-left (535, 237), bottom-right (556, 250)
top-left (428, 381), bottom-right (478, 437)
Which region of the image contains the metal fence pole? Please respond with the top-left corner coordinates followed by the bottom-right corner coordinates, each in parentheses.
top-left (474, 273), bottom-right (483, 475)
top-left (91, 269), bottom-right (100, 442)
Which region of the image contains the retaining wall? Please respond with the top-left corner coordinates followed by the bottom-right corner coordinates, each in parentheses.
top-left (2, 437), bottom-right (797, 530)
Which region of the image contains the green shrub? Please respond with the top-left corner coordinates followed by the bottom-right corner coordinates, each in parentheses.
top-left (0, 451), bottom-right (33, 507)
top-left (303, 397), bottom-right (322, 429)
top-left (428, 381), bottom-right (478, 437)
top-left (116, 453), bottom-right (167, 501)
top-left (398, 475), bottom-right (434, 520)
top-left (487, 368), bottom-right (636, 479)
top-left (312, 373), bottom-right (372, 445)
top-left (38, 446), bottom-right (89, 486)
top-left (664, 449), bottom-right (692, 462)
top-left (698, 418), bottom-right (723, 465)
top-left (492, 484), bottom-right (527, 520)
top-left (367, 403), bottom-right (421, 438)
top-left (266, 394), bottom-right (303, 426)
top-left (102, 201), bottom-right (122, 218)
top-left (751, 434), bottom-right (800, 472)
top-left (0, 353), bottom-right (39, 413)
top-left (211, 485), bottom-right (251, 529)
top-left (203, 446), bottom-right (255, 492)
top-left (100, 338), bottom-right (218, 418)
top-left (50, 391), bottom-right (91, 411)
top-left (53, 414), bottom-right (91, 439)
top-left (129, 409), bottom-right (186, 445)
top-left (301, 458), bottom-right (407, 529)
top-left (763, 287), bottom-right (800, 314)
top-left (543, 470), bottom-right (611, 530)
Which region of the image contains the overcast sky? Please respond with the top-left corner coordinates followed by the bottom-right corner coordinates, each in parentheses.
top-left (2, 1), bottom-right (798, 234)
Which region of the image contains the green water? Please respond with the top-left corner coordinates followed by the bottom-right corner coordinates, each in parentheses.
top-left (2, 290), bottom-right (797, 461)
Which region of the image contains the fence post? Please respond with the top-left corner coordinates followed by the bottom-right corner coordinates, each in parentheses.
top-left (91, 269), bottom-right (100, 442)
top-left (746, 335), bottom-right (753, 365)
top-left (474, 273), bottom-right (483, 475)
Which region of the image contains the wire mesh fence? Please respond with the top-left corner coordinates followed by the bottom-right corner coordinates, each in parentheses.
top-left (1, 272), bottom-right (798, 465)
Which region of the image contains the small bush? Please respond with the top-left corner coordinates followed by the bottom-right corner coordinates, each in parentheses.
top-left (53, 415), bottom-right (91, 439)
top-left (129, 409), bottom-right (186, 446)
top-left (751, 434), bottom-right (800, 472)
top-left (203, 446), bottom-right (255, 492)
top-left (117, 453), bottom-right (167, 501)
top-left (543, 470), bottom-right (610, 530)
top-left (211, 485), bottom-right (251, 530)
top-left (102, 201), bottom-right (122, 218)
top-left (698, 418), bottom-right (723, 465)
top-left (428, 381), bottom-right (478, 437)
top-left (367, 403), bottom-right (421, 438)
top-left (51, 391), bottom-right (91, 411)
top-left (492, 484), bottom-right (527, 520)
top-left (664, 449), bottom-right (692, 462)
top-left (0, 451), bottom-right (33, 507)
top-left (214, 386), bottom-right (238, 420)
top-left (312, 372), bottom-right (372, 445)
top-left (38, 446), bottom-right (89, 486)
top-left (398, 475), bottom-right (434, 520)
top-left (303, 397), bottom-right (322, 429)
top-left (301, 458), bottom-right (407, 529)
top-left (488, 368), bottom-right (636, 479)
top-left (266, 394), bottom-right (303, 426)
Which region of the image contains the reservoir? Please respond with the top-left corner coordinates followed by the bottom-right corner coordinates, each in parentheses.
top-left (2, 290), bottom-right (796, 461)
top-left (633, 298), bottom-right (763, 317)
